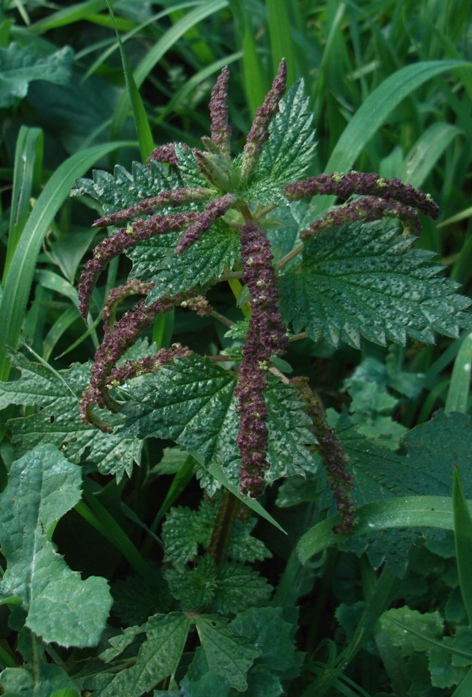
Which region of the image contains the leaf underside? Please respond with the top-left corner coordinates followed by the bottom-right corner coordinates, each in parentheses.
top-left (0, 351), bottom-right (142, 480)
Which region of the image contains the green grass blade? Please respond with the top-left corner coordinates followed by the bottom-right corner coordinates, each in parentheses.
top-left (452, 665), bottom-right (472, 697)
top-left (401, 122), bottom-right (463, 188)
top-left (43, 306), bottom-right (81, 362)
top-left (105, 0), bottom-right (154, 161)
top-left (453, 466), bottom-right (472, 624)
top-left (30, 0), bottom-right (110, 32)
top-left (319, 60), bottom-right (472, 212)
top-left (266, 0), bottom-right (297, 88)
top-left (0, 141), bottom-right (133, 382)
top-left (297, 495), bottom-right (471, 565)
top-left (111, 0), bottom-right (228, 140)
top-left (34, 269), bottom-right (79, 307)
top-left (4, 126), bottom-right (43, 281)
top-left (190, 450), bottom-right (286, 534)
top-left (445, 332), bottom-right (472, 414)
top-left (76, 493), bottom-right (156, 585)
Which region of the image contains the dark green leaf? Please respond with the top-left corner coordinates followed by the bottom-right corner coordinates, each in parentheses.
top-left (279, 220), bottom-right (472, 347)
top-left (194, 615), bottom-right (260, 691)
top-left (0, 43), bottom-right (73, 108)
top-left (71, 148), bottom-right (207, 216)
top-left (230, 606), bottom-right (298, 674)
top-left (0, 444), bottom-right (112, 647)
top-left (98, 613), bottom-right (191, 697)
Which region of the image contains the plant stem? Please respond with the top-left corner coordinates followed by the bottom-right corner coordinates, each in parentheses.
top-left (207, 490), bottom-right (241, 566)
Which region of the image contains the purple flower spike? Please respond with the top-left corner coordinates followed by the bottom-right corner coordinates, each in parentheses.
top-left (235, 220), bottom-right (288, 497)
top-left (240, 59), bottom-right (287, 184)
top-left (300, 196), bottom-right (421, 238)
top-left (176, 193), bottom-right (237, 254)
top-left (93, 188), bottom-right (212, 228)
top-left (78, 211), bottom-right (198, 317)
top-left (147, 143), bottom-right (188, 167)
top-left (285, 171), bottom-right (439, 220)
top-left (291, 377), bottom-right (357, 535)
top-left (80, 294), bottom-right (179, 429)
top-left (209, 66), bottom-right (232, 157)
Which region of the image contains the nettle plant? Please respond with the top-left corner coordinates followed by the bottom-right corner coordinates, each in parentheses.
top-left (1, 60), bottom-right (472, 696)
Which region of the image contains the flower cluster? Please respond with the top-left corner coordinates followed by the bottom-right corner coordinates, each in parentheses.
top-left (291, 377), bottom-right (357, 534)
top-left (235, 220), bottom-right (288, 496)
top-left (77, 211), bottom-right (199, 317)
top-left (78, 59), bottom-right (441, 509)
top-left (300, 195), bottom-right (422, 238)
top-left (285, 171), bottom-right (439, 241)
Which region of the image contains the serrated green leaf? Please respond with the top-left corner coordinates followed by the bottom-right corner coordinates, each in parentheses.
top-left (119, 354), bottom-right (318, 490)
top-left (98, 613), bottom-right (191, 697)
top-left (227, 518), bottom-right (271, 563)
top-left (0, 351), bottom-right (142, 480)
top-left (380, 607), bottom-right (444, 655)
top-left (194, 615), bottom-right (260, 691)
top-left (240, 80), bottom-right (317, 205)
top-left (0, 43), bottom-right (73, 107)
top-left (0, 664), bottom-right (79, 697)
top-left (128, 221), bottom-right (241, 303)
top-left (279, 220), bottom-right (472, 347)
top-left (211, 562), bottom-right (272, 615)
top-left (71, 147), bottom-right (207, 216)
top-left (166, 556), bottom-right (218, 612)
top-left (162, 501), bottom-right (215, 565)
top-left (0, 444), bottom-right (112, 647)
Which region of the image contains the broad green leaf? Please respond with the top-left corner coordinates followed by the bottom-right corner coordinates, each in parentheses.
top-left (453, 467), bottom-right (472, 624)
top-left (0, 43), bottom-right (73, 107)
top-left (378, 610), bottom-right (472, 690)
top-left (0, 351), bottom-right (142, 480)
top-left (230, 606), bottom-right (298, 675)
top-left (119, 353), bottom-right (318, 490)
top-left (0, 444), bottom-right (112, 647)
top-left (0, 664), bottom-right (79, 697)
top-left (98, 613), bottom-right (191, 697)
top-left (128, 222), bottom-right (241, 303)
top-left (380, 607), bottom-right (444, 655)
top-left (279, 220), bottom-right (472, 348)
top-left (194, 615), bottom-right (260, 691)
top-left (241, 80), bottom-right (317, 204)
top-left (180, 667), bottom-right (231, 697)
